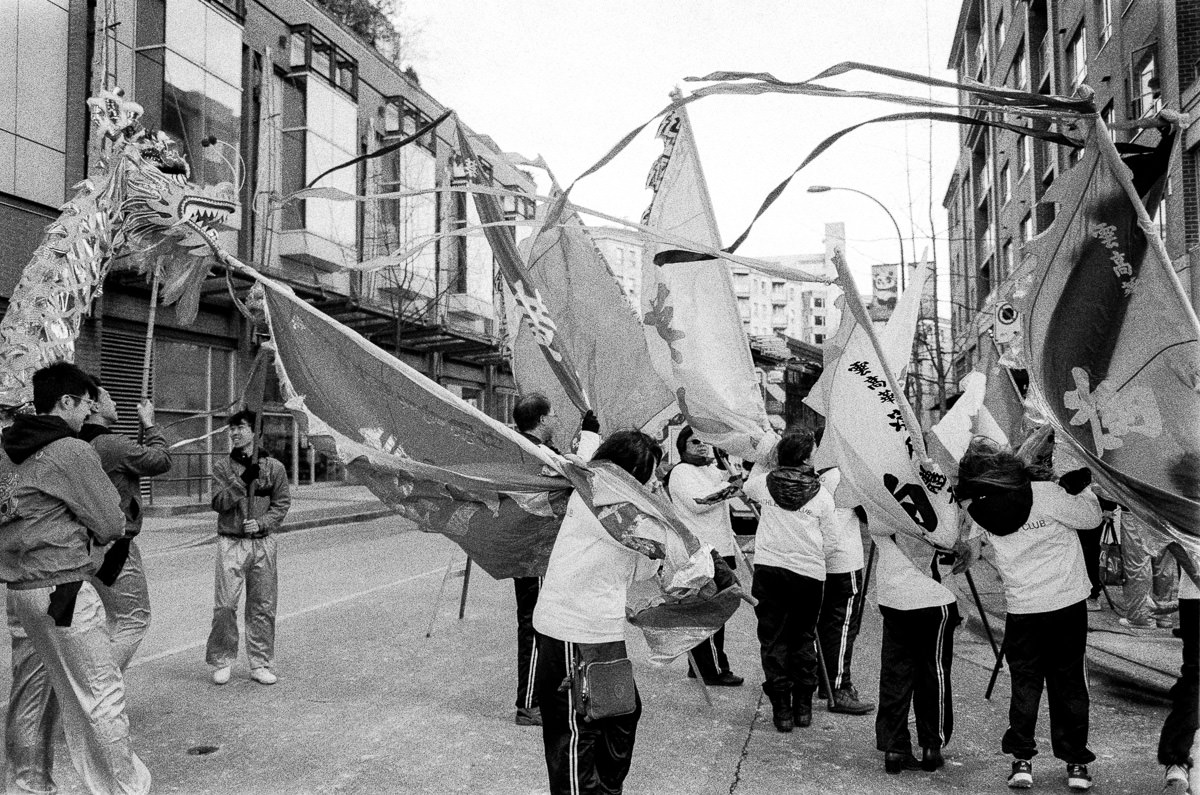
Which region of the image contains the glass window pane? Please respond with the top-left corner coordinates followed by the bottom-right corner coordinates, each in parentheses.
top-left (201, 74), bottom-right (241, 187)
top-left (165, 0), bottom-right (205, 67)
top-left (154, 340), bottom-right (208, 411)
top-left (162, 51), bottom-right (206, 179)
top-left (204, 7), bottom-right (242, 88)
top-left (289, 30), bottom-right (306, 68)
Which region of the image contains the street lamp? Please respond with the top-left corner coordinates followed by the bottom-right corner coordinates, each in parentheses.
top-left (807, 185), bottom-right (906, 291)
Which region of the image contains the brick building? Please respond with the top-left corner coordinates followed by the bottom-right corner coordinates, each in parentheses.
top-left (943, 0), bottom-right (1198, 383)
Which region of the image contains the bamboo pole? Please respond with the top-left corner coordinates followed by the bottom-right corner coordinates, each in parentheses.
top-left (1091, 114), bottom-right (1200, 334)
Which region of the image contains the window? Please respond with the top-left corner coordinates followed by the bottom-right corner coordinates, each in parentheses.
top-left (995, 12), bottom-right (1006, 52)
top-left (814, 334), bottom-right (825, 345)
top-left (278, 72), bottom-right (358, 252)
top-left (382, 97), bottom-right (437, 154)
top-left (1000, 162), bottom-right (1011, 205)
top-left (1014, 44), bottom-right (1028, 91)
top-left (814, 297), bottom-right (825, 308)
top-left (135, 0), bottom-right (243, 190)
top-left (289, 24), bottom-right (358, 99)
top-left (1130, 47), bottom-right (1160, 118)
top-left (814, 316), bottom-right (825, 326)
top-left (977, 260), bottom-right (993, 310)
top-left (1097, 0), bottom-right (1112, 46)
top-left (1066, 25), bottom-right (1088, 92)
top-left (1101, 101), bottom-right (1117, 142)
top-left (1020, 212), bottom-right (1034, 244)
top-left (0, 0), bottom-right (69, 206)
top-left (1001, 239), bottom-right (1013, 280)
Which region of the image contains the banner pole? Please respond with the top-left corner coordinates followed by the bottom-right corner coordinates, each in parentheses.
top-left (1092, 114), bottom-right (1200, 334)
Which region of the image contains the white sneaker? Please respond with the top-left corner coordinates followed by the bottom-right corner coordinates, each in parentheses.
top-left (250, 667), bottom-right (277, 685)
top-left (211, 666), bottom-right (232, 685)
top-left (1163, 764), bottom-right (1189, 794)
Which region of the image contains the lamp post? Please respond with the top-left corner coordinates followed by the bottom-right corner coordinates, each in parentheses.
top-left (807, 185), bottom-right (906, 291)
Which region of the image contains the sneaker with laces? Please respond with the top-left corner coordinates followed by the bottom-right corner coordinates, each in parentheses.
top-left (1067, 763), bottom-right (1092, 790)
top-left (1008, 760), bottom-right (1033, 789)
top-left (830, 686), bottom-right (875, 715)
top-left (1163, 765), bottom-right (1189, 795)
top-left (211, 666), bottom-right (231, 685)
top-left (249, 667), bottom-right (277, 685)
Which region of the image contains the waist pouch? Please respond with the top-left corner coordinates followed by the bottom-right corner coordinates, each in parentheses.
top-left (568, 642), bottom-right (637, 721)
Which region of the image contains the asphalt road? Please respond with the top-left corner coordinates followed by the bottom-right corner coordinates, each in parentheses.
top-left (0, 517), bottom-right (1180, 794)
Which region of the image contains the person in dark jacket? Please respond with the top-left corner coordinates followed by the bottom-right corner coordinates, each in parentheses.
top-left (0, 362), bottom-right (150, 795)
top-left (206, 410), bottom-right (290, 686)
top-left (79, 383), bottom-right (171, 669)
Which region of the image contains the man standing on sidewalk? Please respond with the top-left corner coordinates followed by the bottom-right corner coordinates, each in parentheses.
top-left (80, 383), bottom-right (172, 669)
top-left (1, 362), bottom-right (150, 794)
top-left (207, 410), bottom-right (290, 686)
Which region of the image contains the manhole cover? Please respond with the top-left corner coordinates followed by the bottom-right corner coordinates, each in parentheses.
top-left (187, 745), bottom-right (220, 756)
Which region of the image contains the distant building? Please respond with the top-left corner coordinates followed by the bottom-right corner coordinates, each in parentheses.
top-left (588, 225), bottom-right (644, 307)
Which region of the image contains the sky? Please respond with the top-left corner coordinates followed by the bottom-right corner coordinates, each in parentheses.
top-left (400, 0), bottom-right (963, 306)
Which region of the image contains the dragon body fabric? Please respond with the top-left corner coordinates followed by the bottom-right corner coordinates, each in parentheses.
top-left (0, 86), bottom-right (237, 408)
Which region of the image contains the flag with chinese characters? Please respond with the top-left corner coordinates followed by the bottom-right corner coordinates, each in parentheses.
top-left (453, 122), bottom-right (591, 413)
top-left (639, 105), bottom-right (769, 460)
top-left (1019, 121), bottom-right (1200, 540)
top-left (506, 188), bottom-right (675, 435)
top-left (804, 250), bottom-right (959, 548)
top-left (260, 274), bottom-right (744, 658)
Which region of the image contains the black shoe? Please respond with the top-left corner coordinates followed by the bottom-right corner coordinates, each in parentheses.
top-left (764, 685), bottom-right (793, 733)
top-left (829, 686), bottom-right (875, 715)
top-left (885, 752), bottom-right (922, 774)
top-left (922, 747), bottom-right (945, 771)
top-left (514, 706), bottom-right (542, 726)
top-left (1008, 759), bottom-right (1033, 789)
top-left (703, 671), bottom-right (745, 687)
top-left (793, 689), bottom-right (813, 728)
top-left (1066, 763), bottom-right (1092, 791)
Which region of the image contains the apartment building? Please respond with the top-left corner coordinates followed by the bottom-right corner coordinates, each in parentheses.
top-left (0, 0), bottom-right (534, 498)
top-left (943, 0), bottom-right (1198, 385)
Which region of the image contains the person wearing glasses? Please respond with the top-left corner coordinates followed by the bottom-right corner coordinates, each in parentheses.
top-left (667, 425), bottom-right (745, 687)
top-left (79, 381), bottom-right (171, 670)
top-left (206, 410), bottom-right (291, 687)
top-left (0, 362), bottom-right (149, 794)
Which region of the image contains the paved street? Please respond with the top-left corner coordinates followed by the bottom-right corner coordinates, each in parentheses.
top-left (0, 516), bottom-right (1180, 794)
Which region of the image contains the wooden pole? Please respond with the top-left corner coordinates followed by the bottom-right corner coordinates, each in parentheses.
top-left (138, 275), bottom-right (160, 444)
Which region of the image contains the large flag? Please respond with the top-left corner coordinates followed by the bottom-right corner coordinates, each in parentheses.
top-left (258, 275), bottom-right (744, 658)
top-left (504, 185), bottom-right (675, 434)
top-left (453, 122), bottom-right (591, 413)
top-left (804, 250), bottom-right (959, 547)
top-left (929, 338), bottom-right (1026, 477)
top-left (1018, 121), bottom-right (1200, 541)
top-left (639, 105), bottom-right (769, 460)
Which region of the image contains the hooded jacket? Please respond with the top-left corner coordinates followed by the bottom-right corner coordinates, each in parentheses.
top-left (79, 423), bottom-right (172, 538)
top-left (744, 467), bottom-right (836, 581)
top-left (0, 415), bottom-right (125, 588)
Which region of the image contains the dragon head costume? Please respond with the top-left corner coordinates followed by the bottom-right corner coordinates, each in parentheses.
top-left (0, 86), bottom-right (239, 408)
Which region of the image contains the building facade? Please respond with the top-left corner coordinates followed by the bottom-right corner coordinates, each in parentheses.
top-left (944, 0), bottom-right (1198, 386)
top-left (0, 0), bottom-right (533, 500)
